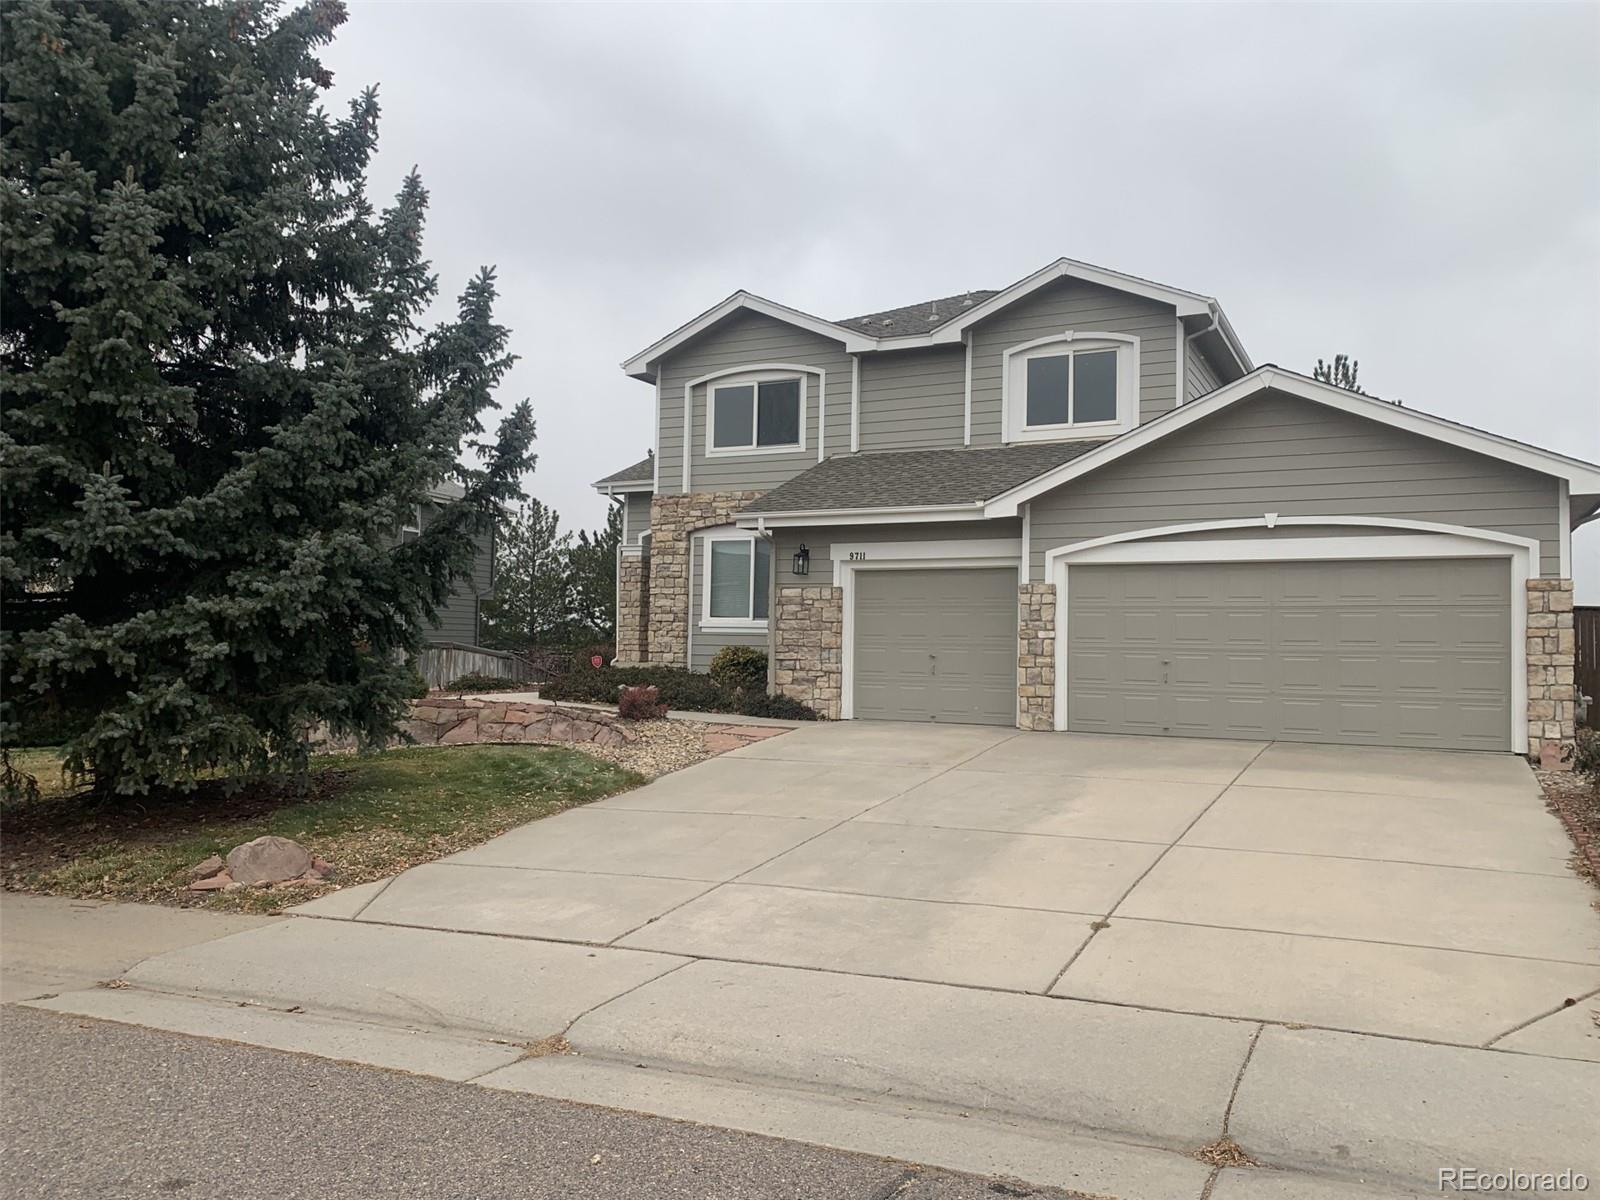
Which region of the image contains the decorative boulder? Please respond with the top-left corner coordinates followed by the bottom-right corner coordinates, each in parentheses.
top-left (187, 854), bottom-right (225, 881)
top-left (225, 836), bottom-right (313, 885)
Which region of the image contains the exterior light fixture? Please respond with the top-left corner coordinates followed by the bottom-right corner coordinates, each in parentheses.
top-left (792, 543), bottom-right (810, 576)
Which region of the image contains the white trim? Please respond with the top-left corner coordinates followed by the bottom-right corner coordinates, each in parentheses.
top-left (962, 336), bottom-right (973, 446)
top-left (653, 377), bottom-right (661, 490)
top-left (834, 538), bottom-right (1023, 720)
top-left (1174, 315), bottom-right (1186, 405)
top-left (1559, 479), bottom-right (1571, 579)
top-left (623, 291), bottom-right (873, 378)
top-left (986, 365), bottom-right (1600, 516)
top-left (737, 503), bottom-right (987, 530)
top-left (1000, 331), bottom-right (1139, 444)
top-left (1020, 503), bottom-right (1031, 584)
top-left (699, 526), bottom-right (772, 630)
top-left (702, 368), bottom-right (811, 459)
top-left (1046, 516), bottom-right (1535, 754)
top-left (850, 355), bottom-right (861, 453)
top-left (619, 495), bottom-right (629, 546)
top-left (620, 261), bottom-right (1252, 385)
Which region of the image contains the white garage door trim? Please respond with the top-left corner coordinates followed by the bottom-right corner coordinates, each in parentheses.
top-left (832, 539), bottom-right (1022, 721)
top-left (1045, 516), bottom-right (1538, 753)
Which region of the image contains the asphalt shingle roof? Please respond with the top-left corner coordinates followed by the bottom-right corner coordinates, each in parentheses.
top-left (835, 290), bottom-right (1001, 337)
top-left (740, 441), bottom-right (1101, 515)
top-left (593, 454), bottom-right (655, 487)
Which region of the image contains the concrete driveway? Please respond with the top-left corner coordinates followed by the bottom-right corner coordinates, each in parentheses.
top-left (27, 722), bottom-right (1600, 1198)
top-left (284, 722), bottom-right (1597, 1044)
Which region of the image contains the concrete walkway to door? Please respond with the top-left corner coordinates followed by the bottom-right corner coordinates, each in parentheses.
top-left (25, 723), bottom-right (1600, 1198)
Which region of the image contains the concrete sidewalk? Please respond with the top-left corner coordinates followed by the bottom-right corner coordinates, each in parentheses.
top-left (15, 723), bottom-right (1600, 1199)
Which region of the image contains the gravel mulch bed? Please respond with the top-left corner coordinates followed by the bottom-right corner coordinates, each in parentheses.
top-left (578, 718), bottom-right (781, 780)
top-left (1537, 768), bottom-right (1600, 892)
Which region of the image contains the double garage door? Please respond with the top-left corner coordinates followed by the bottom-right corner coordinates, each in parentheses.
top-left (850, 558), bottom-right (1513, 751)
top-left (1067, 558), bottom-right (1512, 751)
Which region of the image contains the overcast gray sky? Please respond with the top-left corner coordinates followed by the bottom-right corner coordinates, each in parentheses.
top-left (322, 1), bottom-right (1600, 596)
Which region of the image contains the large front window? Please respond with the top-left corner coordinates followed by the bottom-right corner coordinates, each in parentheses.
top-left (710, 376), bottom-right (803, 452)
top-left (705, 533), bottom-right (771, 624)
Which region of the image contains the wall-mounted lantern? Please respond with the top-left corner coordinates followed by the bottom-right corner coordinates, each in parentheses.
top-left (792, 543), bottom-right (810, 577)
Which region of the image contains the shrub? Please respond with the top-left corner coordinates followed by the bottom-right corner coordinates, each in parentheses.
top-left (709, 646), bottom-right (768, 695)
top-left (573, 642), bottom-right (615, 672)
top-left (542, 665), bottom-right (817, 720)
top-left (617, 685), bottom-right (667, 721)
top-left (1573, 728), bottom-right (1600, 778)
top-left (442, 672), bottom-right (531, 694)
top-left (735, 691), bottom-right (820, 721)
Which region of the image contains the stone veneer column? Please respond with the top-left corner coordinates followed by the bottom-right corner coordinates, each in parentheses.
top-left (773, 585), bottom-right (843, 718)
top-left (645, 491), bottom-right (764, 666)
top-left (613, 547), bottom-right (649, 665)
top-left (1527, 578), bottom-right (1577, 770)
top-left (1018, 583), bottom-right (1056, 731)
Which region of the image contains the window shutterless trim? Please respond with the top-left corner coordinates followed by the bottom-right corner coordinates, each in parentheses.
top-left (700, 527), bottom-right (772, 629)
top-left (1000, 331), bottom-right (1139, 445)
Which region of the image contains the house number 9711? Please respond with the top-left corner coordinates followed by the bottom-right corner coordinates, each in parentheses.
top-left (848, 551), bottom-right (869, 561)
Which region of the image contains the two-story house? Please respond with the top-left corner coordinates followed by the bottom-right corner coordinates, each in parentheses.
top-left (594, 258), bottom-right (1598, 766)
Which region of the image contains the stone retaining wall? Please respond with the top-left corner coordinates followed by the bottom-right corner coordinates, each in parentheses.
top-left (402, 698), bottom-right (634, 749)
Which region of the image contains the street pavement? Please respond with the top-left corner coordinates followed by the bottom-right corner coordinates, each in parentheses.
top-left (0, 1005), bottom-right (1080, 1200)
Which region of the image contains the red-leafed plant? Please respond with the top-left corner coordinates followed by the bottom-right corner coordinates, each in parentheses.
top-left (617, 684), bottom-right (667, 721)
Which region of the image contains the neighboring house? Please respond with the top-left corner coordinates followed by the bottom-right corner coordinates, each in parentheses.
top-left (402, 480), bottom-right (495, 648)
top-left (592, 257), bottom-right (1598, 766)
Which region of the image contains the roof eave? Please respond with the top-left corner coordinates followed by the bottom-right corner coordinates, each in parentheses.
top-left (735, 502), bottom-right (988, 530)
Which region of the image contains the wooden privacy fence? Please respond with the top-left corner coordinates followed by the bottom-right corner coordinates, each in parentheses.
top-left (416, 643), bottom-right (536, 690)
top-left (1576, 606), bottom-right (1600, 729)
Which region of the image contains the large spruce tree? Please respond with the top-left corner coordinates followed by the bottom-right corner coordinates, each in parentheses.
top-left (0, 0), bottom-right (536, 794)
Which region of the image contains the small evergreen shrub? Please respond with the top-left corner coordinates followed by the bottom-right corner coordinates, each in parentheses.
top-left (1573, 728), bottom-right (1600, 778)
top-left (709, 646), bottom-right (768, 696)
top-left (573, 642), bottom-right (615, 671)
top-left (617, 685), bottom-right (667, 721)
top-left (442, 673), bottom-right (531, 694)
top-left (542, 666), bottom-right (817, 720)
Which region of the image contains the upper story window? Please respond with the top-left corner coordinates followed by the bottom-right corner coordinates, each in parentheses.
top-left (1003, 332), bottom-right (1139, 443)
top-left (703, 530), bottom-right (771, 627)
top-left (401, 505), bottom-right (423, 535)
top-left (708, 372), bottom-right (806, 456)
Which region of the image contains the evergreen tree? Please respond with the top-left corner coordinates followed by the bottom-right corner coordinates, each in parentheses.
top-left (480, 500), bottom-right (570, 651)
top-left (1313, 354), bottom-right (1364, 393)
top-left (0, 0), bottom-right (536, 795)
top-left (567, 502), bottom-right (622, 640)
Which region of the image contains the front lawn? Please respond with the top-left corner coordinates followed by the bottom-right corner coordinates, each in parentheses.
top-left (1, 745), bottom-right (642, 914)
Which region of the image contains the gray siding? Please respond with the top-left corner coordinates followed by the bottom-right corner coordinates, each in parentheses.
top-left (772, 519), bottom-right (1023, 589)
top-left (1028, 391), bottom-right (1562, 577)
top-left (657, 310), bottom-right (852, 497)
top-left (858, 346), bottom-right (966, 451)
top-left (969, 278), bottom-right (1178, 444)
top-left (622, 491), bottom-right (651, 545)
top-left (688, 531), bottom-right (769, 672)
top-left (426, 522), bottom-right (493, 646)
top-left (1183, 340), bottom-right (1222, 401)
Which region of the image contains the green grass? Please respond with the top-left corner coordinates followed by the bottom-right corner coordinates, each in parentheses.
top-left (1, 745), bottom-right (642, 913)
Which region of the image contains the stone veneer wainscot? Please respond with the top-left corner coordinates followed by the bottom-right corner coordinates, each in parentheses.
top-left (1018, 583), bottom-right (1056, 732)
top-left (773, 585), bottom-right (843, 719)
top-left (644, 491), bottom-right (764, 667)
top-left (1527, 579), bottom-right (1577, 770)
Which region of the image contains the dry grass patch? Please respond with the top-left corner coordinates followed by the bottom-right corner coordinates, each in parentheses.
top-left (1, 744), bottom-right (641, 914)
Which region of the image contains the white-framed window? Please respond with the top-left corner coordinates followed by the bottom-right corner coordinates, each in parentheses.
top-left (701, 530), bottom-right (772, 627)
top-left (707, 371), bottom-right (806, 456)
top-left (1002, 332), bottom-right (1138, 443)
top-left (401, 504), bottom-right (423, 534)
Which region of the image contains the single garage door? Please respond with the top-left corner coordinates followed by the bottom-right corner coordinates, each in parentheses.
top-left (854, 567), bottom-right (1017, 725)
top-left (1067, 557), bottom-right (1511, 751)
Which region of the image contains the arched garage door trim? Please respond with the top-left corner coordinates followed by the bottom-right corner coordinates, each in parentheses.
top-left (1044, 516), bottom-right (1540, 752)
